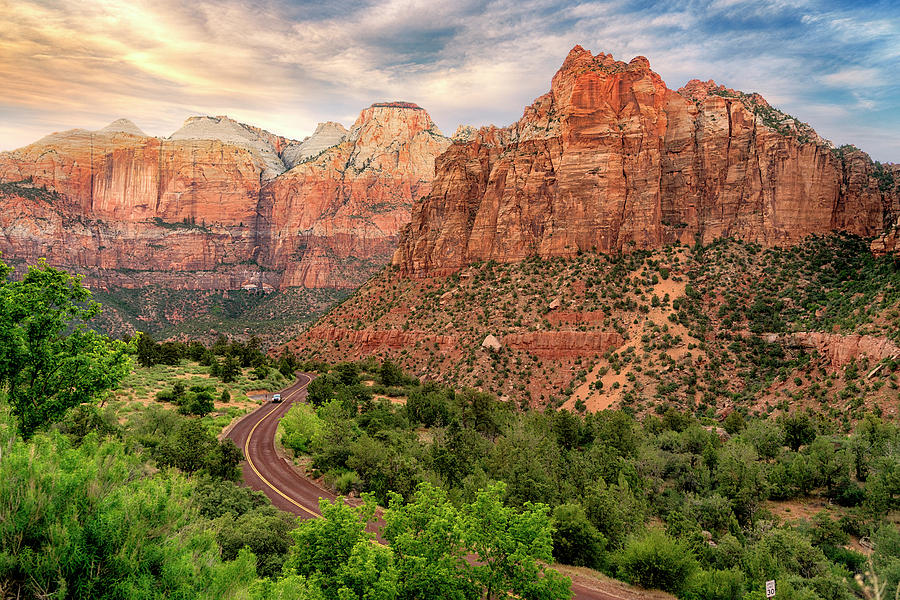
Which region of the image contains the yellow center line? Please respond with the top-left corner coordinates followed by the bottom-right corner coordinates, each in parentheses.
top-left (243, 374), bottom-right (321, 519)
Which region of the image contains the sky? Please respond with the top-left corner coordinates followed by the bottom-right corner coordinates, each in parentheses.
top-left (1, 0), bottom-right (898, 161)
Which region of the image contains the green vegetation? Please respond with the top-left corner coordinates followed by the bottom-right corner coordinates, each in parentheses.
top-left (90, 284), bottom-right (350, 344)
top-left (278, 359), bottom-right (900, 600)
top-left (2, 252), bottom-right (898, 600)
top-left (0, 259), bottom-right (131, 437)
top-left (0, 177), bottom-right (64, 203)
top-left (150, 215), bottom-right (210, 232)
top-left (0, 259), bottom-right (571, 600)
top-left (304, 235), bottom-right (900, 424)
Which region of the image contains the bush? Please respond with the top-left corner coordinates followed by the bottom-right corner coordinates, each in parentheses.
top-left (379, 359), bottom-right (404, 387)
top-left (217, 507), bottom-right (292, 578)
top-left (307, 376), bottom-right (334, 407)
top-left (683, 569), bottom-right (745, 600)
top-left (334, 470), bottom-right (362, 495)
top-left (552, 503), bottom-right (607, 569)
top-left (179, 389), bottom-right (215, 417)
top-left (193, 476), bottom-right (267, 519)
top-left (221, 356), bottom-right (241, 383)
top-left (616, 529), bottom-right (698, 594)
top-left (723, 411), bottom-right (745, 435)
top-left (280, 403), bottom-right (324, 454)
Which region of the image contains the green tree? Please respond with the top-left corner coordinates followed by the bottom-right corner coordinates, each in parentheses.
top-left (0, 424), bottom-right (259, 600)
top-left (459, 482), bottom-right (571, 600)
top-left (716, 441), bottom-right (769, 526)
top-left (185, 388), bottom-right (216, 417)
top-left (723, 411), bottom-right (746, 435)
top-left (336, 362), bottom-right (360, 386)
top-left (152, 418), bottom-right (242, 479)
top-left (552, 503), bottom-right (607, 569)
top-left (217, 507), bottom-right (293, 577)
top-left (782, 412), bottom-right (817, 452)
top-left (135, 331), bottom-right (159, 367)
top-left (383, 483), bottom-right (476, 600)
top-left (0, 259), bottom-right (132, 437)
top-left (307, 375), bottom-right (335, 407)
top-left (380, 359), bottom-right (404, 387)
top-left (284, 496), bottom-right (397, 600)
top-left (221, 355), bottom-right (241, 383)
top-left (281, 402), bottom-right (325, 454)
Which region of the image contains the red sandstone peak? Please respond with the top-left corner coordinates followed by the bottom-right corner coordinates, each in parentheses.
top-left (628, 55), bottom-right (651, 70)
top-left (0, 100), bottom-right (450, 294)
top-left (393, 46), bottom-right (898, 277)
top-left (369, 101), bottom-right (424, 110)
top-left (677, 78), bottom-right (770, 109)
top-left (349, 101), bottom-right (444, 150)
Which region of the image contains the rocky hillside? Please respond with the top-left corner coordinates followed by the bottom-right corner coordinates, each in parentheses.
top-left (0, 104), bottom-right (449, 334)
top-left (292, 47), bottom-right (900, 418)
top-left (393, 46), bottom-right (899, 276)
top-left (291, 235), bottom-right (900, 420)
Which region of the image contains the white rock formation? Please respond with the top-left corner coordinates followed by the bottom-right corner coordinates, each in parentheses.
top-left (282, 121), bottom-right (348, 168)
top-left (169, 115), bottom-right (287, 179)
top-left (98, 118), bottom-right (146, 136)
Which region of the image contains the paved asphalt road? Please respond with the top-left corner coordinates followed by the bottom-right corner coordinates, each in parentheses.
top-left (226, 374), bottom-right (622, 600)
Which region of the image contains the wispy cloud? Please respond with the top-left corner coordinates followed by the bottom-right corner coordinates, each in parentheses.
top-left (1, 0), bottom-right (898, 161)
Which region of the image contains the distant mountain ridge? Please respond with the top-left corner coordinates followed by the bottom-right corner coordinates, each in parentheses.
top-left (1, 45), bottom-right (898, 340)
top-left (0, 103), bottom-right (448, 295)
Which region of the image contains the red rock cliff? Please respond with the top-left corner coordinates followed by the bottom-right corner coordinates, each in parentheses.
top-left (0, 106), bottom-right (449, 291)
top-left (259, 102), bottom-right (450, 288)
top-left (393, 46), bottom-right (899, 276)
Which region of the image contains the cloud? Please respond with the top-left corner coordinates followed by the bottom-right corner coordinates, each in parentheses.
top-left (0, 0), bottom-right (898, 161)
top-left (820, 68), bottom-right (884, 88)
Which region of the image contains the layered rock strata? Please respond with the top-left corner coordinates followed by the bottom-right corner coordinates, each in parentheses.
top-left (393, 46), bottom-right (899, 276)
top-left (0, 104), bottom-right (449, 290)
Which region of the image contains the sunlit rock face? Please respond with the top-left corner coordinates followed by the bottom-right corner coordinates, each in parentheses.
top-left (393, 46), bottom-right (898, 277)
top-left (0, 104), bottom-right (449, 291)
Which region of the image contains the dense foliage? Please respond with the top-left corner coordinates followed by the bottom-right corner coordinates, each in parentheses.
top-left (0, 260), bottom-right (570, 599)
top-left (280, 360), bottom-right (900, 600)
top-left (0, 259), bottom-right (131, 437)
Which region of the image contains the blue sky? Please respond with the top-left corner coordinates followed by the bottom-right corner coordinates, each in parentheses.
top-left (1, 0), bottom-right (898, 161)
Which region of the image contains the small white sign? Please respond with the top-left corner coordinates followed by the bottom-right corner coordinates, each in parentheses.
top-left (765, 580), bottom-right (776, 598)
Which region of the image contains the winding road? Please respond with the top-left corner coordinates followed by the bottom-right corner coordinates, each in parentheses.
top-left (226, 374), bottom-right (633, 600)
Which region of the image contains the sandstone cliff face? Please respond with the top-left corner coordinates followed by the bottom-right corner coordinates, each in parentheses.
top-left (259, 102), bottom-right (450, 288)
top-left (780, 332), bottom-right (900, 369)
top-left (0, 105), bottom-right (448, 291)
top-left (393, 46), bottom-right (899, 276)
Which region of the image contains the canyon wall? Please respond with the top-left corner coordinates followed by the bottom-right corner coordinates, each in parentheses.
top-left (0, 105), bottom-right (449, 291)
top-left (393, 46), bottom-right (899, 276)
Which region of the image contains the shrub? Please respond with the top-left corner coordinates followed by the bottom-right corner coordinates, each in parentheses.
top-left (379, 359), bottom-right (404, 387)
top-left (552, 503), bottom-right (607, 569)
top-left (280, 403), bottom-right (324, 454)
top-left (217, 507), bottom-right (292, 578)
top-left (683, 569), bottom-right (745, 600)
top-left (334, 470), bottom-right (362, 495)
top-left (616, 529), bottom-right (698, 594)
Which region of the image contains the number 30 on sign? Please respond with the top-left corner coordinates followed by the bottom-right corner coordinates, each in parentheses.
top-left (766, 580), bottom-right (776, 598)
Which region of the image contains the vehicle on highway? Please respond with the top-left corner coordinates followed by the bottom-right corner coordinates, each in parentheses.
top-left (272, 393), bottom-right (281, 403)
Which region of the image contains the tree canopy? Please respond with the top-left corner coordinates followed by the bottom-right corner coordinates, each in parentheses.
top-left (0, 259), bottom-right (132, 437)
